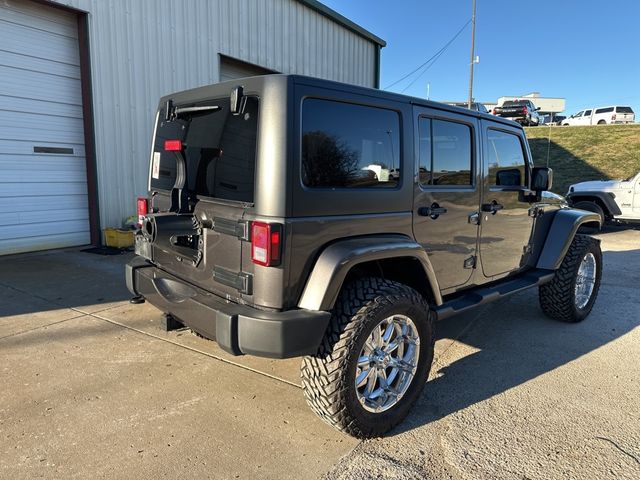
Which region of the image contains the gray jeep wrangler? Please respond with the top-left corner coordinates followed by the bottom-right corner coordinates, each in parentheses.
top-left (126, 75), bottom-right (603, 438)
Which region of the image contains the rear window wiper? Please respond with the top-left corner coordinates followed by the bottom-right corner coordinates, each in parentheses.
top-left (175, 105), bottom-right (221, 116)
top-left (165, 99), bottom-right (221, 120)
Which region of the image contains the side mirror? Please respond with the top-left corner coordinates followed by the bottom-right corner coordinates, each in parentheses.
top-left (531, 167), bottom-right (553, 192)
top-left (536, 107), bottom-right (541, 111)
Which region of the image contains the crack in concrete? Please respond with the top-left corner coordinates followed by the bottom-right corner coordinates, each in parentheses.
top-left (83, 310), bottom-right (302, 390)
top-left (595, 436), bottom-right (640, 465)
top-left (0, 281), bottom-right (301, 390)
top-left (0, 314), bottom-right (87, 341)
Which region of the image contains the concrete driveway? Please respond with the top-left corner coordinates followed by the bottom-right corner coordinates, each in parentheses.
top-left (1, 227), bottom-right (638, 479)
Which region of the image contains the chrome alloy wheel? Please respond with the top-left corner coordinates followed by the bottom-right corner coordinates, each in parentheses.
top-left (575, 252), bottom-right (597, 309)
top-left (355, 314), bottom-right (420, 413)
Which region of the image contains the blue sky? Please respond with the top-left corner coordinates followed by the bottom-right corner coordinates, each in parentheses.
top-left (322, 0), bottom-right (640, 117)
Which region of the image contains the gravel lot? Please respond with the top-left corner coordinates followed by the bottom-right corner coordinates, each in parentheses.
top-left (0, 226), bottom-right (638, 479)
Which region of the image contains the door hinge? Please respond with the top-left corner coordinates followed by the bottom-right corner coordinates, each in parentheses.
top-left (464, 255), bottom-right (477, 269)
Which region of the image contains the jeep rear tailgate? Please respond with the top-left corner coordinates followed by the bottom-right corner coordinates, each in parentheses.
top-left (145, 94), bottom-right (259, 302)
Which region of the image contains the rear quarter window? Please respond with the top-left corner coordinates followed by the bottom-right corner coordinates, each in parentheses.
top-left (301, 99), bottom-right (401, 189)
top-left (595, 107), bottom-right (614, 114)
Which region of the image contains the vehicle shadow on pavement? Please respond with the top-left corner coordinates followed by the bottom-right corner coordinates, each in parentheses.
top-left (0, 249), bottom-right (133, 318)
top-left (393, 247), bottom-right (640, 436)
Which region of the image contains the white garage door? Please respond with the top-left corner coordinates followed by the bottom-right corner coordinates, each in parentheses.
top-left (0, 0), bottom-right (89, 255)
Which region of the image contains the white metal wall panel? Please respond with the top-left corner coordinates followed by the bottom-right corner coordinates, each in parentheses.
top-left (48, 0), bottom-right (378, 230)
top-left (0, 0), bottom-right (89, 255)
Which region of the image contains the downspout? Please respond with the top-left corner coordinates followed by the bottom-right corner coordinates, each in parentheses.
top-left (374, 44), bottom-right (381, 89)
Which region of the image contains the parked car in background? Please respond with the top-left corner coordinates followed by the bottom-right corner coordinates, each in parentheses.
top-left (562, 109), bottom-right (593, 126)
top-left (492, 100), bottom-right (541, 126)
top-left (540, 114), bottom-right (565, 126)
top-left (567, 170), bottom-right (640, 226)
top-left (445, 101), bottom-right (489, 114)
top-left (562, 106), bottom-right (635, 125)
top-left (591, 106), bottom-right (635, 125)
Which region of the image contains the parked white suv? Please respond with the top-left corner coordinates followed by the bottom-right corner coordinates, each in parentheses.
top-left (562, 106), bottom-right (635, 126)
top-left (591, 106), bottom-right (635, 124)
top-left (566, 171), bottom-right (640, 226)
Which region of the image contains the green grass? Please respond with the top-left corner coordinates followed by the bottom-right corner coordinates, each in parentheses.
top-left (524, 124), bottom-right (640, 194)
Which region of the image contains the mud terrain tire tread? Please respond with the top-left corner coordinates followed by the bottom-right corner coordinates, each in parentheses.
top-left (539, 234), bottom-right (602, 323)
top-left (300, 277), bottom-right (434, 438)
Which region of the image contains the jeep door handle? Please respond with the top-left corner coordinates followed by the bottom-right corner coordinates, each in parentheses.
top-left (418, 203), bottom-right (447, 219)
top-left (481, 201), bottom-right (504, 214)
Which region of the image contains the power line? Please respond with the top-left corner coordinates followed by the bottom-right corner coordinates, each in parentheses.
top-left (400, 45), bottom-right (448, 93)
top-left (383, 19), bottom-right (472, 91)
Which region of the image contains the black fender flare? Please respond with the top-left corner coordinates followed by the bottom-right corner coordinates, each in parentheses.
top-left (297, 235), bottom-right (442, 311)
top-left (536, 208), bottom-right (602, 270)
top-left (566, 191), bottom-right (622, 216)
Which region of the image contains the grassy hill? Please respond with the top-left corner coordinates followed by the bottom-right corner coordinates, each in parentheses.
top-left (524, 124), bottom-right (640, 194)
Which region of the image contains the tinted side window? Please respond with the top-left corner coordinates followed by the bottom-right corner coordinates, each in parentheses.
top-left (419, 118), bottom-right (472, 186)
top-left (486, 129), bottom-right (526, 186)
top-left (595, 107), bottom-right (614, 114)
top-left (301, 99), bottom-right (400, 188)
top-left (584, 110), bottom-right (592, 116)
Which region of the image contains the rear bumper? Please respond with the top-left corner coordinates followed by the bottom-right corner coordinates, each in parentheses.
top-left (126, 257), bottom-right (331, 358)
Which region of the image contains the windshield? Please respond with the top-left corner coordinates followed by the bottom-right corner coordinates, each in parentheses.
top-left (150, 96), bottom-right (259, 203)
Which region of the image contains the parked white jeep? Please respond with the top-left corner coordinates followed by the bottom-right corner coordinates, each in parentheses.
top-left (567, 171), bottom-right (640, 225)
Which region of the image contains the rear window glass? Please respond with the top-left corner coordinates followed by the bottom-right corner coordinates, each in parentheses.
top-left (616, 106), bottom-right (634, 114)
top-left (301, 99), bottom-right (401, 189)
top-left (150, 96), bottom-right (259, 203)
top-left (595, 107), bottom-right (614, 114)
top-left (502, 100), bottom-right (528, 107)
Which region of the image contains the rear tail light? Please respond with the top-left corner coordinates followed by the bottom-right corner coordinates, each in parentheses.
top-left (164, 139), bottom-right (183, 151)
top-left (137, 197), bottom-right (148, 228)
top-left (251, 221), bottom-right (282, 267)
top-left (612, 114), bottom-right (616, 121)
top-left (492, 108), bottom-right (497, 115)
top-left (523, 106), bottom-right (528, 115)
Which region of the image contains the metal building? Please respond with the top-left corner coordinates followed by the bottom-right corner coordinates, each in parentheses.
top-left (0, 0), bottom-right (385, 255)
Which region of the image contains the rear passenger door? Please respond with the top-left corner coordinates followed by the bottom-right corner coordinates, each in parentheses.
top-left (479, 122), bottom-right (535, 278)
top-left (412, 107), bottom-right (481, 292)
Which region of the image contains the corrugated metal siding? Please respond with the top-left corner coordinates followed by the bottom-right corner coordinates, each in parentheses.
top-left (0, 0), bottom-right (90, 255)
top-left (49, 0), bottom-right (377, 230)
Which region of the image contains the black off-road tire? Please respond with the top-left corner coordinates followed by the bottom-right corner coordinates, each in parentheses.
top-left (300, 277), bottom-right (434, 438)
top-left (573, 200), bottom-right (605, 231)
top-left (539, 234), bottom-right (602, 323)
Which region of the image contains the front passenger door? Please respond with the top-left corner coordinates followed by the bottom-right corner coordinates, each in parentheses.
top-left (479, 124), bottom-right (535, 279)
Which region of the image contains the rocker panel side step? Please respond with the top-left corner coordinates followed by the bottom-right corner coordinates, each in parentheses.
top-left (434, 269), bottom-right (555, 320)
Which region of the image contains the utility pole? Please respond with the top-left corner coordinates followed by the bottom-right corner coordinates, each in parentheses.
top-left (467, 0), bottom-right (477, 109)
